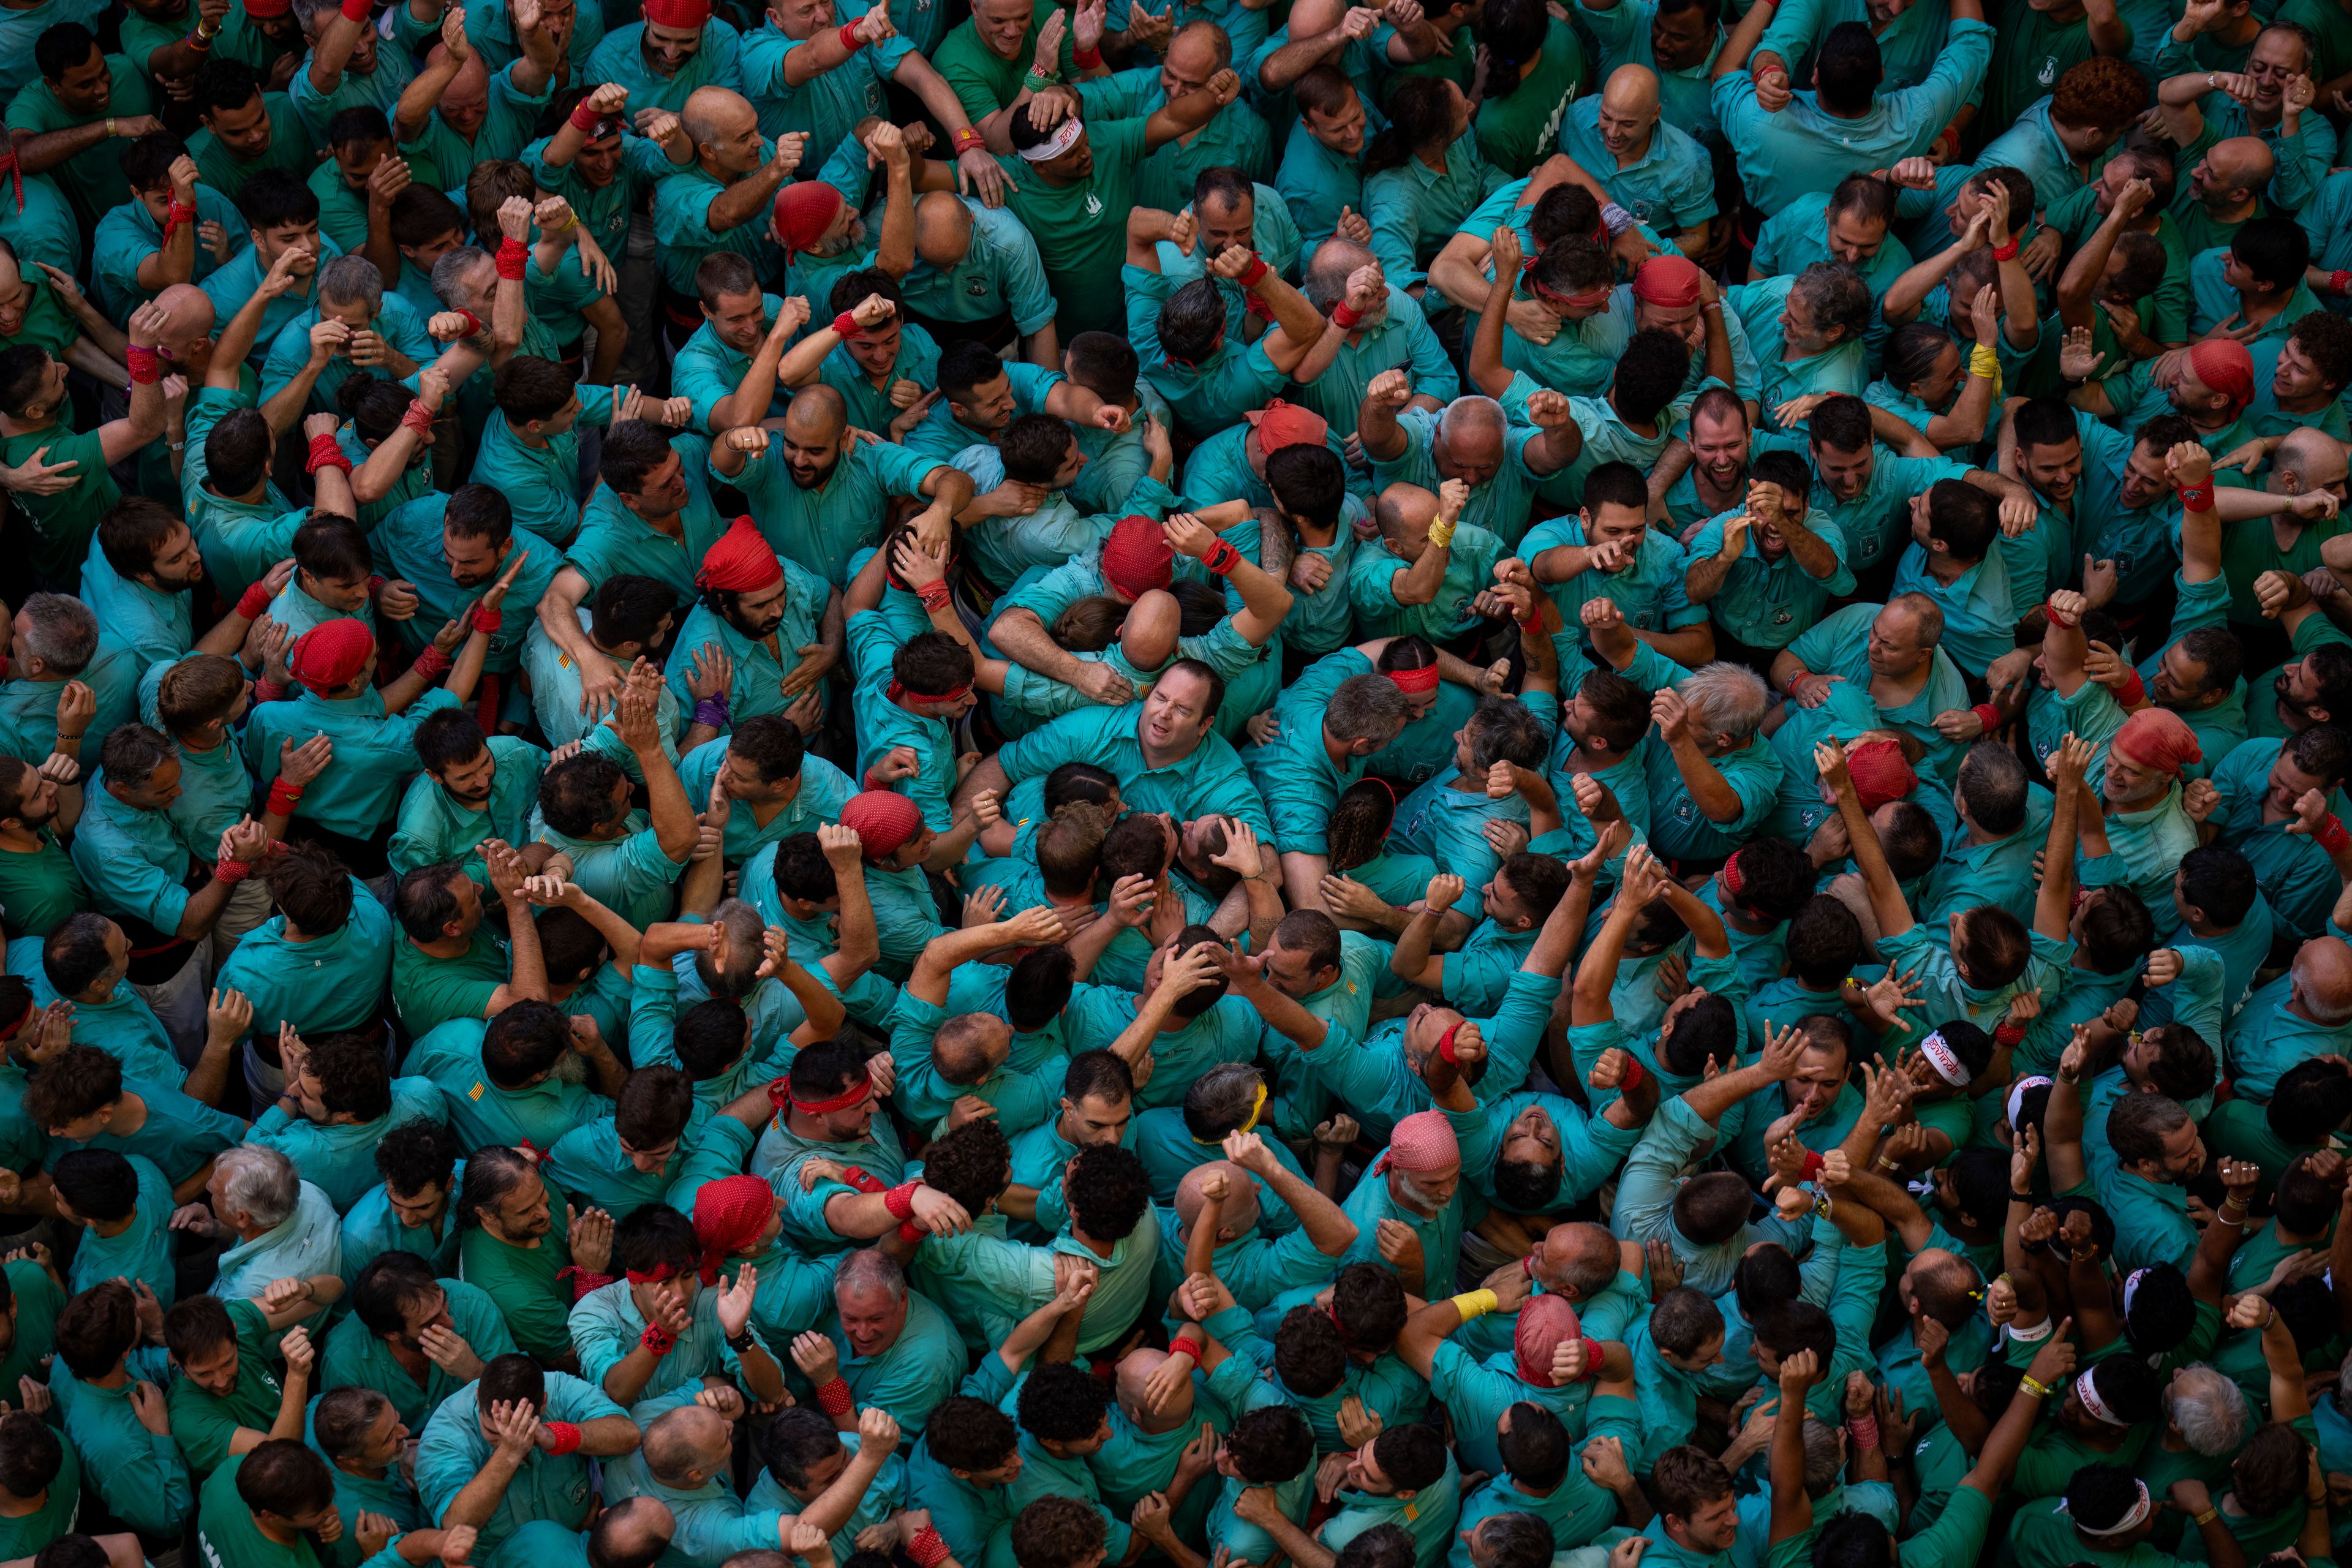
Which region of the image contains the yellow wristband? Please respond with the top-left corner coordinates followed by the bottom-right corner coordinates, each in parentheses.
top-left (1449, 1289), bottom-right (1500, 1321)
top-left (1427, 519), bottom-right (1457, 549)
top-left (548, 209), bottom-right (578, 232)
top-left (2018, 1375), bottom-right (2049, 1400)
top-left (2193, 1509), bottom-right (2220, 1527)
top-left (1968, 342), bottom-right (2000, 380)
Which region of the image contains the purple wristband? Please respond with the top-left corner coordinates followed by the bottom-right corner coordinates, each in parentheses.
top-left (693, 698), bottom-right (730, 729)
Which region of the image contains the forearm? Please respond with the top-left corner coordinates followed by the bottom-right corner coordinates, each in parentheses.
top-left (1777, 519), bottom-right (1839, 581)
top-left (504, 893), bottom-right (551, 1000)
top-left (10, 121), bottom-right (110, 175)
top-left (705, 162), bottom-right (792, 233)
top-left (1670, 740), bottom-right (1745, 822)
top-left (440, 1452), bottom-right (525, 1530)
top-left (1684, 554), bottom-right (1736, 603)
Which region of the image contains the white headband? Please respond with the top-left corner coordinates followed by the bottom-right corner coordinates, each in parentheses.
top-left (2076, 1367), bottom-right (2131, 1427)
top-left (2057, 1480), bottom-right (2151, 1536)
top-left (2007, 1076), bottom-right (2053, 1134)
top-left (1019, 119), bottom-right (1085, 161)
top-left (1918, 1030), bottom-right (1969, 1088)
top-left (2122, 1267), bottom-right (2149, 1318)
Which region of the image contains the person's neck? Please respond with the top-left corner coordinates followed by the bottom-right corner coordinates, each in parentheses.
top-left (0, 411), bottom-right (52, 440)
top-left (1961, 815), bottom-right (2008, 848)
top-left (628, 502), bottom-right (685, 538)
top-left (1070, 1225), bottom-right (1114, 1259)
top-left (409, 930), bottom-right (475, 959)
top-left (0, 821), bottom-right (41, 852)
top-left (1694, 466), bottom-right (1746, 510)
top-left (85, 1363), bottom-right (130, 1390)
top-left (2237, 284), bottom-right (2291, 326)
top-left (0, 1486), bottom-right (41, 1519)
top-left (1871, 660), bottom-right (1932, 702)
top-left (89, 1208), bottom-right (137, 1240)
top-left (2184, 910), bottom-right (2233, 937)
top-left (254, 1515), bottom-right (302, 1547)
top-left (172, 725), bottom-right (222, 755)
top-left (205, 476), bottom-right (271, 506)
top-left (1565, 741), bottom-right (1615, 774)
top-left (1923, 551), bottom-right (1969, 586)
top-left (281, 922), bottom-right (320, 946)
top-left (2277, 383), bottom-right (2334, 413)
top-left (336, 1456), bottom-right (390, 1482)
top-left (109, 1093), bottom-right (148, 1136)
top-left (486, 1216), bottom-right (539, 1250)
top-left (786, 1109), bottom-right (846, 1144)
top-left (1605, 391), bottom-right (1657, 437)
top-left (511, 415), bottom-right (548, 450)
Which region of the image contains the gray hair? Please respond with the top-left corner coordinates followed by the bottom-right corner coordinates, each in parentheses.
top-left (216, 1144), bottom-right (300, 1229)
top-left (2166, 1365), bottom-right (2250, 1456)
top-left (1792, 262), bottom-right (1872, 344)
top-left (1189, 1063), bottom-right (1265, 1133)
top-left (431, 246), bottom-right (492, 309)
top-left (1438, 395), bottom-right (1506, 443)
top-left (1885, 592), bottom-right (1945, 646)
top-left (1174, 18), bottom-right (1232, 67)
top-left (1676, 662), bottom-right (1770, 744)
top-left (694, 897), bottom-right (766, 999)
top-left (17, 594), bottom-right (96, 676)
top-left (317, 254), bottom-right (385, 316)
top-left (1303, 239), bottom-right (1373, 311)
top-left (1326, 672), bottom-right (1409, 745)
top-left (835, 1246), bottom-right (906, 1304)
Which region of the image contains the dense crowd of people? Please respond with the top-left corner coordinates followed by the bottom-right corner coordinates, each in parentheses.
top-left (0, 0), bottom-right (2345, 1563)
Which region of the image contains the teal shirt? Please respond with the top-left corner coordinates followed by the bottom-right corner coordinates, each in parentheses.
top-left (388, 734), bottom-right (549, 881)
top-left (59, 1362), bottom-right (194, 1539)
top-left (214, 877), bottom-right (397, 1050)
top-left (721, 434), bottom-right (945, 587)
top-left (1684, 504), bottom-right (1855, 650)
top-left (586, 18), bottom-right (745, 115)
top-left (1558, 96), bottom-right (1717, 233)
top-left (245, 687), bottom-right (462, 839)
top-left (414, 1373), bottom-right (624, 1556)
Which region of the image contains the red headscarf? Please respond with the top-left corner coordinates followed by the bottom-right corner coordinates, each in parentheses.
top-left (644, 0), bottom-right (710, 27)
top-left (1631, 255), bottom-right (1703, 309)
top-left (2109, 708), bottom-right (2203, 777)
top-left (1245, 400), bottom-right (1328, 459)
top-left (692, 1175), bottom-right (777, 1285)
top-left (1847, 739), bottom-right (1918, 812)
top-left (2187, 339), bottom-right (2255, 409)
top-left (1101, 515), bottom-right (1174, 600)
top-left (1380, 1110), bottom-right (1461, 1174)
top-left (1515, 1294), bottom-right (1583, 1389)
top-left (840, 790), bottom-right (924, 861)
top-left (696, 516), bottom-right (784, 593)
top-left (288, 620), bottom-right (374, 695)
top-left (772, 182), bottom-right (843, 259)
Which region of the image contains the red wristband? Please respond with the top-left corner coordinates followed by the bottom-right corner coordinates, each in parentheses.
top-left (2113, 669), bottom-right (2146, 707)
top-left (448, 311), bottom-right (483, 341)
top-left (839, 20), bottom-right (868, 48)
top-left (1075, 42), bottom-right (1102, 67)
top-left (2320, 815), bottom-right (2351, 854)
top-left (1245, 292), bottom-right (1276, 322)
top-left (412, 644), bottom-right (453, 680)
top-left (472, 604), bottom-right (503, 633)
top-left (896, 1219), bottom-right (925, 1244)
top-left (1617, 1055), bottom-right (1645, 1092)
top-left (639, 1324), bottom-right (676, 1356)
top-left (833, 310), bottom-right (864, 339)
top-left (163, 198), bottom-right (197, 245)
top-left (1800, 1149), bottom-right (1825, 1183)
top-left (910, 1526), bottom-right (953, 1568)
top-left (1574, 1338), bottom-right (1607, 1382)
top-left (2332, 270), bottom-right (2352, 297)
top-left (305, 432), bottom-right (352, 474)
top-left (1991, 238), bottom-right (2019, 262)
top-left (815, 1375), bottom-right (854, 1416)
top-left (569, 99), bottom-right (607, 132)
top-left (214, 856), bottom-right (251, 884)
top-left (266, 777), bottom-right (303, 817)
top-left (339, 0), bottom-right (371, 20)
top-left (402, 398), bottom-right (437, 435)
top-left (1167, 1333), bottom-right (1204, 1362)
top-left (1331, 301), bottom-right (1364, 330)
top-left (914, 579), bottom-right (952, 611)
top-left (1994, 1020), bottom-right (2026, 1048)
top-left (2042, 594), bottom-right (2078, 628)
top-left (125, 345), bottom-right (161, 385)
top-left (541, 1420), bottom-right (582, 1455)
top-left (1232, 254), bottom-right (1270, 288)
top-left (236, 582), bottom-right (274, 620)
top-left (495, 237), bottom-right (528, 281)
top-left (1202, 539), bottom-right (1241, 576)
top-left (558, 1265), bottom-right (615, 1300)
top-left (1971, 703), bottom-right (2000, 733)
top-left (883, 1182), bottom-right (919, 1221)
top-left (2176, 481), bottom-right (2215, 512)
top-left (952, 127), bottom-right (986, 154)
top-left (254, 677), bottom-right (288, 704)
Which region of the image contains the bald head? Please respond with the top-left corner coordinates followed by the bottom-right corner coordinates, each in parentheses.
top-left (2275, 426), bottom-right (2350, 494)
top-left (1534, 1221), bottom-right (1621, 1298)
top-left (1438, 396), bottom-right (1507, 467)
top-left (2295, 935), bottom-right (2352, 1022)
top-left (154, 284), bottom-right (216, 342)
top-left (2205, 137), bottom-right (2274, 200)
top-left (1373, 480), bottom-right (1439, 545)
top-left (682, 86), bottom-right (756, 146)
top-left (914, 190), bottom-right (974, 268)
top-left (429, 43), bottom-right (489, 108)
top-left (783, 383), bottom-right (847, 440)
top-left (1603, 63), bottom-right (1662, 113)
top-left (596, 1496), bottom-right (679, 1568)
top-left (643, 1407), bottom-right (730, 1485)
top-left (1305, 236), bottom-right (1376, 307)
top-left (1114, 1346), bottom-right (1193, 1425)
top-left (1175, 1160), bottom-right (1259, 1240)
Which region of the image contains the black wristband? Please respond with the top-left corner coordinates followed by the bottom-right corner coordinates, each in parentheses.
top-left (2008, 1190), bottom-right (2035, 1204)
